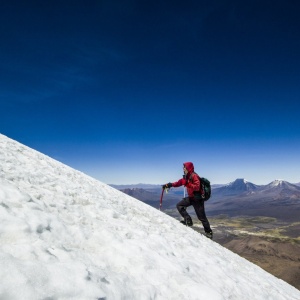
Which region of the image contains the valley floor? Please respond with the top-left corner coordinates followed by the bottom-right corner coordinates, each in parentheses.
top-left (210, 216), bottom-right (300, 290)
top-left (166, 211), bottom-right (300, 291)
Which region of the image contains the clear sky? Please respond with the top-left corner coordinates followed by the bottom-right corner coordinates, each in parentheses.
top-left (1, 0), bottom-right (300, 185)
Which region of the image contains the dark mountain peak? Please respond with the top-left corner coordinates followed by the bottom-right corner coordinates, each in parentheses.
top-left (213, 178), bottom-right (258, 196)
top-left (230, 178), bottom-right (248, 186)
top-left (235, 178), bottom-right (247, 183)
top-left (228, 178), bottom-right (258, 191)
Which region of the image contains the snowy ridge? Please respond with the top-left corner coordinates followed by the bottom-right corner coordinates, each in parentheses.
top-left (0, 133), bottom-right (300, 300)
top-left (269, 179), bottom-right (285, 187)
top-left (265, 179), bottom-right (300, 190)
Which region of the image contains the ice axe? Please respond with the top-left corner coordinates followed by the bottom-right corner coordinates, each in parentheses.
top-left (183, 174), bottom-right (186, 198)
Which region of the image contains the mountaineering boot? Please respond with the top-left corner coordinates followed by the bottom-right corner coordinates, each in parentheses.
top-left (180, 216), bottom-right (193, 227)
top-left (204, 231), bottom-right (213, 239)
top-left (180, 220), bottom-right (186, 225)
top-left (186, 216), bottom-right (193, 226)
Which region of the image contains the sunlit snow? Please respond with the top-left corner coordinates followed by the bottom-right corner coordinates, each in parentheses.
top-left (0, 133), bottom-right (299, 300)
top-left (270, 179), bottom-right (285, 186)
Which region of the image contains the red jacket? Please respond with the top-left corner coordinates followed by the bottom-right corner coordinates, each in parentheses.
top-left (172, 162), bottom-right (201, 197)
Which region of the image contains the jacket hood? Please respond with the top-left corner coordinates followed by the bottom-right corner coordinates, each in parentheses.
top-left (183, 162), bottom-right (194, 174)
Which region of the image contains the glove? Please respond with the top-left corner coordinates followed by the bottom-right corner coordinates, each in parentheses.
top-left (162, 182), bottom-right (172, 189)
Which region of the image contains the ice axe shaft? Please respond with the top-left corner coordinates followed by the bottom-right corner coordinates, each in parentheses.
top-left (183, 174), bottom-right (186, 198)
top-left (159, 188), bottom-right (164, 210)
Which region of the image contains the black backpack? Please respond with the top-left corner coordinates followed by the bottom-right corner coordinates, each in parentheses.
top-left (190, 173), bottom-right (211, 201)
top-left (199, 177), bottom-right (211, 201)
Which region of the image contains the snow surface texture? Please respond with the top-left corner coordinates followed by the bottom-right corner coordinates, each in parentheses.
top-left (0, 133), bottom-right (299, 300)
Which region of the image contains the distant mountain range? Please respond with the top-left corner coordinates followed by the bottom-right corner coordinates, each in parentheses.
top-left (206, 179), bottom-right (300, 221)
top-left (111, 179), bottom-right (300, 221)
top-left (212, 178), bottom-right (300, 198)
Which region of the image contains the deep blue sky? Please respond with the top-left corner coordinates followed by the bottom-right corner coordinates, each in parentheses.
top-left (1, 0), bottom-right (300, 184)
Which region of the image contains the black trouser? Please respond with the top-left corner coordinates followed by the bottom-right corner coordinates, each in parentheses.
top-left (176, 197), bottom-right (212, 233)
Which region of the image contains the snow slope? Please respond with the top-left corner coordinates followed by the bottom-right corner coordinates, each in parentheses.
top-left (0, 133), bottom-right (299, 300)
